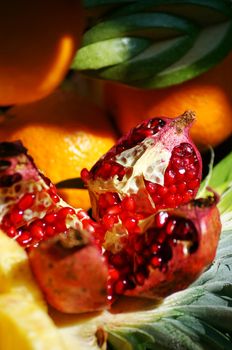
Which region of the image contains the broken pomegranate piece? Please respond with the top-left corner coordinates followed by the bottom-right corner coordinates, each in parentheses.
top-left (82, 111), bottom-right (202, 220)
top-left (0, 141), bottom-right (108, 313)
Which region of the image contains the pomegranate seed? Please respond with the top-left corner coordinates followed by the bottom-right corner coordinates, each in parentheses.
top-left (108, 269), bottom-right (120, 281)
top-left (157, 186), bottom-right (168, 196)
top-left (151, 243), bottom-right (161, 254)
top-left (188, 178), bottom-right (200, 190)
top-left (151, 256), bottom-right (162, 268)
top-left (155, 212), bottom-right (169, 228)
top-left (44, 212), bottom-right (57, 224)
top-left (123, 217), bottom-right (137, 232)
top-left (7, 226), bottom-right (17, 238)
top-left (177, 183), bottom-right (186, 193)
top-left (17, 231), bottom-right (32, 246)
top-left (102, 214), bottom-right (118, 230)
top-left (30, 222), bottom-right (45, 240)
top-left (45, 225), bottom-right (56, 237)
top-left (80, 168), bottom-right (90, 182)
top-left (165, 170), bottom-right (175, 185)
top-left (114, 279), bottom-right (128, 294)
top-left (10, 208), bottom-right (23, 225)
top-left (18, 193), bottom-right (35, 210)
top-left (106, 204), bottom-right (122, 215)
top-left (57, 207), bottom-right (75, 220)
top-left (122, 196), bottom-right (135, 211)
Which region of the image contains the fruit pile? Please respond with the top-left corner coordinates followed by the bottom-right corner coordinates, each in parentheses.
top-left (0, 112), bottom-right (221, 314)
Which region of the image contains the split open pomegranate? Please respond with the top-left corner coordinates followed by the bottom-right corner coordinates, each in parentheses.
top-left (81, 111), bottom-right (202, 220)
top-left (0, 112), bottom-right (221, 314)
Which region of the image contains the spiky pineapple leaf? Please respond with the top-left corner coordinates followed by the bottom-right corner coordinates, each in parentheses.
top-left (57, 152), bottom-right (232, 350)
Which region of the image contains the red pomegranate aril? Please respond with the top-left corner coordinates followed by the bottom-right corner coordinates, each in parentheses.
top-left (166, 219), bottom-right (176, 235)
top-left (80, 168), bottom-right (90, 182)
top-left (114, 279), bottom-right (128, 294)
top-left (57, 207), bottom-right (75, 220)
top-left (102, 214), bottom-right (118, 230)
top-left (157, 186), bottom-right (168, 196)
top-left (7, 226), bottom-right (17, 238)
top-left (30, 222), bottom-right (45, 240)
top-left (18, 193), bottom-right (35, 211)
top-left (165, 170), bottom-right (176, 185)
top-left (122, 196), bottom-right (136, 211)
top-left (155, 211), bottom-right (169, 228)
top-left (123, 217), bottom-right (137, 232)
top-left (169, 185), bottom-right (177, 194)
top-left (151, 243), bottom-right (161, 254)
top-left (178, 183), bottom-right (187, 193)
top-left (151, 256), bottom-right (162, 268)
top-left (17, 231), bottom-right (32, 246)
top-left (188, 179), bottom-right (200, 190)
top-left (106, 204), bottom-right (122, 216)
top-left (10, 208), bottom-right (23, 225)
top-left (186, 169), bottom-right (197, 180)
top-left (45, 225), bottom-right (56, 237)
top-left (44, 212), bottom-right (57, 224)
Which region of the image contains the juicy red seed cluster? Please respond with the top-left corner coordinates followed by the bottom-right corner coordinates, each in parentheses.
top-left (146, 142), bottom-right (201, 210)
top-left (122, 118), bottom-right (166, 150)
top-left (91, 161), bottom-right (126, 181)
top-left (2, 206), bottom-right (76, 247)
top-left (96, 193), bottom-right (143, 240)
top-left (106, 211), bottom-right (198, 297)
top-left (82, 118), bottom-right (166, 183)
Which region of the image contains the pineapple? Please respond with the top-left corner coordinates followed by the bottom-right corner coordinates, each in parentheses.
top-left (0, 231), bottom-right (66, 350)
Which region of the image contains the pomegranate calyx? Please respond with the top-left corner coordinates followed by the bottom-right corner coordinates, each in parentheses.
top-left (170, 110), bottom-right (195, 134)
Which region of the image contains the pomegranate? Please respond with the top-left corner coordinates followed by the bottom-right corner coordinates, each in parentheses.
top-left (81, 111), bottom-right (202, 222)
top-left (0, 141), bottom-right (108, 313)
top-left (0, 140), bottom-right (221, 314)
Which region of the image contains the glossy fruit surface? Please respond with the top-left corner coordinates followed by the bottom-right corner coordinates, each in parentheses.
top-left (104, 53), bottom-right (232, 147)
top-left (0, 87), bottom-right (116, 210)
top-left (0, 1), bottom-right (84, 105)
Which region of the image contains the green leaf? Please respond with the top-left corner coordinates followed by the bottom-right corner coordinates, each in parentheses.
top-left (72, 37), bottom-right (150, 70)
top-left (200, 151), bottom-right (232, 196)
top-left (79, 0), bottom-right (232, 88)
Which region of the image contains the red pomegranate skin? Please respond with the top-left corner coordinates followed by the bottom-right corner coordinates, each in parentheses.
top-left (29, 241), bottom-right (108, 313)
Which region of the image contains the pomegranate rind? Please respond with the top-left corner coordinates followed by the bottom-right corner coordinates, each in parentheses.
top-left (124, 198), bottom-right (221, 298)
top-left (29, 240), bottom-right (109, 314)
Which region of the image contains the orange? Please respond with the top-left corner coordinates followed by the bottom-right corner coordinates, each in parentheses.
top-left (0, 87), bottom-right (116, 210)
top-left (0, 1), bottom-right (84, 105)
top-left (104, 53), bottom-right (232, 148)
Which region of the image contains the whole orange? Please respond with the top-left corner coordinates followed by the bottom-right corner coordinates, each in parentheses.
top-left (104, 53), bottom-right (232, 148)
top-left (0, 1), bottom-right (84, 105)
top-left (0, 87), bottom-right (116, 210)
